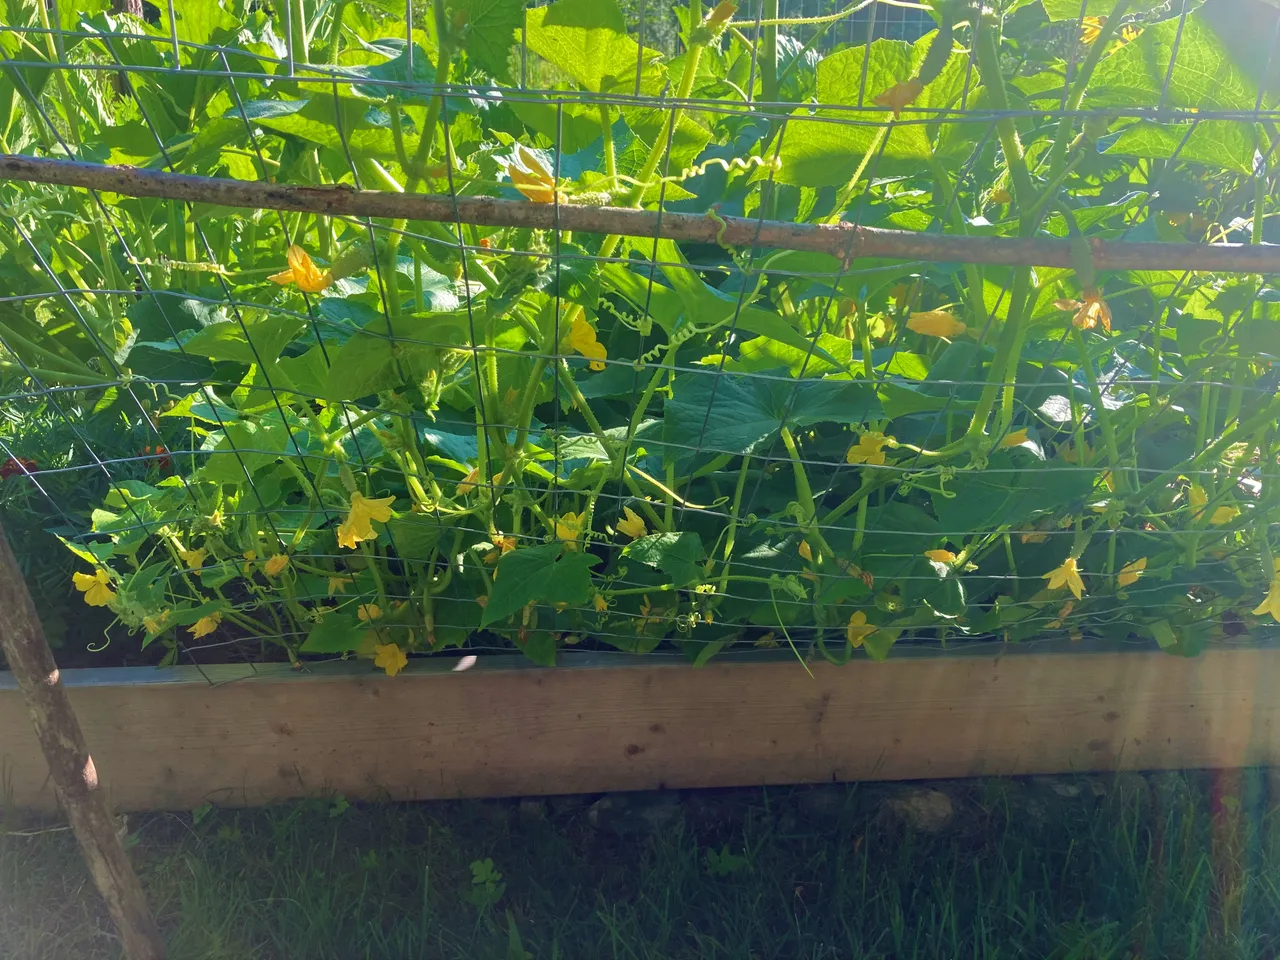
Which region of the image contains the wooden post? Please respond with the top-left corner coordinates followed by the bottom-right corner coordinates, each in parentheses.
top-left (0, 519), bottom-right (166, 960)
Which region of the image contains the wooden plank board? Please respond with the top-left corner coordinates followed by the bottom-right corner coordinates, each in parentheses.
top-left (3, 644), bottom-right (1279, 813)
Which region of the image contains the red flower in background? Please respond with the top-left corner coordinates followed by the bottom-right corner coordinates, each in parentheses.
top-left (142, 445), bottom-right (171, 469)
top-left (0, 457), bottom-right (36, 479)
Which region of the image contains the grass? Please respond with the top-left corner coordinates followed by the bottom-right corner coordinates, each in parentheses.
top-left (3, 771), bottom-right (1280, 959)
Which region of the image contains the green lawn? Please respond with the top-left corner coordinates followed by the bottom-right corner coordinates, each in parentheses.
top-left (3, 772), bottom-right (1278, 959)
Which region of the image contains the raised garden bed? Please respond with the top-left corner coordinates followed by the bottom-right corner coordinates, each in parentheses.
top-left (3, 0), bottom-right (1280, 824)
top-left (6, 641), bottom-right (1278, 814)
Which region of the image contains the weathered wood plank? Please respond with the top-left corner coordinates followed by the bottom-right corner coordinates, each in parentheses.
top-left (2, 645), bottom-right (1278, 813)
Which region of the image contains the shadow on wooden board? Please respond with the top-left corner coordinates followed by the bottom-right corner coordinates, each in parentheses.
top-left (3, 642), bottom-right (1279, 813)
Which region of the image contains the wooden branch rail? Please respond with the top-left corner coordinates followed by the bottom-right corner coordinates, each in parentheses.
top-left (4, 643), bottom-right (1280, 815)
top-left (3, 154), bottom-right (1279, 273)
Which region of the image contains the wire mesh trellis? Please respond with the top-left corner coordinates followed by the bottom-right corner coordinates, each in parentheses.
top-left (0, 0), bottom-right (1277, 679)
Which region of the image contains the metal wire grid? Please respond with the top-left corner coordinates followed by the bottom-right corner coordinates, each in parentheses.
top-left (0, 0), bottom-right (1274, 676)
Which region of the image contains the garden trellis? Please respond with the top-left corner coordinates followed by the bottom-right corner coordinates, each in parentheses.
top-left (1, 0), bottom-right (1279, 677)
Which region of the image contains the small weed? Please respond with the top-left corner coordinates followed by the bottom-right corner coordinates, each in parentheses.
top-left (704, 844), bottom-right (749, 878)
top-left (466, 857), bottom-right (506, 913)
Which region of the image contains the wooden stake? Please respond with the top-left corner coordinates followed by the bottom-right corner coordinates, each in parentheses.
top-left (2, 153), bottom-right (1280, 274)
top-left (0, 519), bottom-right (165, 960)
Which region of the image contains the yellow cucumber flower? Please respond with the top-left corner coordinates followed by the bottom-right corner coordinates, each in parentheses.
top-left (1055, 292), bottom-right (1111, 333)
top-left (357, 603), bottom-right (382, 622)
top-left (1047, 599), bottom-right (1075, 629)
top-left (374, 642), bottom-right (408, 677)
top-left (556, 511), bottom-right (585, 547)
top-left (143, 610), bottom-right (171, 634)
top-left (846, 610), bottom-right (876, 648)
top-left (73, 568), bottom-right (114, 607)
top-left (189, 612), bottom-right (222, 639)
top-left (178, 547), bottom-right (207, 570)
top-left (1188, 482), bottom-right (1207, 516)
top-left (1117, 557), bottom-right (1146, 588)
top-left (337, 490), bottom-right (396, 550)
top-left (263, 554), bottom-right (289, 577)
top-left (328, 576), bottom-right (352, 595)
top-left (456, 466), bottom-right (480, 496)
top-left (1000, 428), bottom-right (1029, 448)
top-left (924, 549), bottom-right (957, 564)
top-left (1253, 560), bottom-right (1280, 622)
top-left (269, 245), bottom-right (333, 293)
top-left (991, 187), bottom-right (1013, 204)
top-left (873, 78), bottom-right (924, 118)
top-left (907, 310), bottom-right (967, 339)
top-left (565, 317), bottom-right (607, 371)
top-left (1080, 15), bottom-right (1141, 47)
top-left (1211, 504), bottom-right (1240, 526)
top-left (593, 593), bottom-right (609, 613)
top-left (1043, 556), bottom-right (1085, 599)
top-left (509, 145), bottom-right (566, 204)
top-left (616, 506), bottom-right (647, 540)
top-left (846, 431), bottom-right (892, 466)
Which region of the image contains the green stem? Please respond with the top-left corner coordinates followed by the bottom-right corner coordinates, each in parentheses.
top-left (928, 155), bottom-right (989, 333)
top-left (1070, 326), bottom-right (1127, 492)
top-left (0, 359), bottom-right (111, 386)
top-left (779, 426), bottom-right (817, 521)
top-left (327, 0), bottom-right (349, 63)
top-left (965, 267), bottom-right (1033, 444)
top-left (852, 496), bottom-right (869, 554)
top-left (598, 103), bottom-right (616, 182)
top-left (822, 474), bottom-right (884, 527)
top-left (824, 126), bottom-right (888, 225)
top-left (1045, 1), bottom-right (1131, 183)
top-left (717, 455), bottom-right (752, 594)
top-left (556, 361), bottom-right (620, 465)
top-left (761, 0), bottom-right (779, 103)
top-left (287, 0), bottom-right (310, 65)
top-left (973, 8), bottom-right (1035, 229)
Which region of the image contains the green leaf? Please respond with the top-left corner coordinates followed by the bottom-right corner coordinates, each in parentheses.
top-left (1150, 618), bottom-right (1178, 651)
top-left (736, 333), bottom-right (853, 377)
top-left (275, 345), bottom-right (333, 400)
top-left (540, 550), bottom-right (601, 605)
top-left (861, 626), bottom-right (901, 662)
top-left (201, 415), bottom-right (294, 484)
top-left (1042, 0), bottom-right (1187, 19)
top-left (482, 544), bottom-right (598, 626)
top-left (161, 0), bottom-right (238, 46)
top-left (623, 531), bottom-right (707, 587)
top-left (664, 371), bottom-right (882, 458)
top-left (663, 373), bottom-right (784, 457)
top-left (646, 239), bottom-right (844, 366)
top-left (305, 311), bottom-right (470, 401)
top-left (127, 295), bottom-right (227, 342)
top-left (1089, 14), bottom-right (1257, 111)
top-left (387, 514), bottom-right (446, 562)
top-left (524, 0), bottom-right (665, 94)
top-left (774, 32), bottom-right (967, 187)
top-left (930, 452), bottom-right (1096, 536)
top-left (182, 314), bottom-right (305, 365)
top-left (1106, 120), bottom-right (1257, 175)
top-left (519, 632), bottom-right (558, 666)
top-left (232, 96), bottom-right (403, 159)
top-left (301, 614), bottom-right (364, 653)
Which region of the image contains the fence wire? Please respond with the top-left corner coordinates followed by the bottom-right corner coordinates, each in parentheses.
top-left (0, 0), bottom-right (1276, 678)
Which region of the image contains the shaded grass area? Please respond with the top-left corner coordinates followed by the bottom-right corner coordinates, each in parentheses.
top-left (3, 772), bottom-right (1279, 959)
